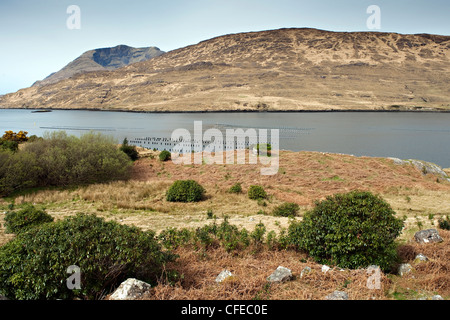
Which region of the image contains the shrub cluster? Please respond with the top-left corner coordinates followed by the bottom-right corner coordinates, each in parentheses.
top-left (288, 191), bottom-right (404, 271)
top-left (2, 130), bottom-right (29, 143)
top-left (0, 214), bottom-right (175, 300)
top-left (4, 204), bottom-right (54, 234)
top-left (248, 185), bottom-right (267, 200)
top-left (166, 180), bottom-right (205, 203)
top-left (272, 202), bottom-right (300, 217)
top-left (158, 216), bottom-right (268, 252)
top-left (0, 140), bottom-right (18, 152)
top-left (0, 131), bottom-right (133, 196)
top-left (120, 138), bottom-right (139, 161)
top-left (438, 216), bottom-right (450, 230)
top-left (228, 182), bottom-right (242, 194)
top-left (159, 150), bottom-right (171, 162)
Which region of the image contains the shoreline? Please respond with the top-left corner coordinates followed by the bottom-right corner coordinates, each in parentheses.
top-left (1, 107), bottom-right (450, 114)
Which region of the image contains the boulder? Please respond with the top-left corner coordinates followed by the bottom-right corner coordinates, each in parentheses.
top-left (321, 265), bottom-right (331, 273)
top-left (398, 263), bottom-right (412, 276)
top-left (267, 266), bottom-right (293, 283)
top-left (325, 291), bottom-right (349, 300)
top-left (215, 270), bottom-right (233, 283)
top-left (414, 253), bottom-right (428, 263)
top-left (109, 278), bottom-right (152, 300)
top-left (414, 229), bottom-right (443, 244)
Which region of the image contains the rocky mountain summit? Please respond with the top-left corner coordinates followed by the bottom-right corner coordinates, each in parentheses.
top-left (1, 28), bottom-right (449, 111)
top-left (32, 45), bottom-right (165, 87)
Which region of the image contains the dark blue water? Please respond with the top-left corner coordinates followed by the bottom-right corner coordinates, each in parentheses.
top-left (1, 109), bottom-right (449, 168)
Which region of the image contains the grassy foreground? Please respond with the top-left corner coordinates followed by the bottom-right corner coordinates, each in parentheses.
top-left (1, 149), bottom-right (449, 300)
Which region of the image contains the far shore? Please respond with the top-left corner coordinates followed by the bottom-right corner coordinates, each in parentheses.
top-left (1, 106), bottom-right (450, 114)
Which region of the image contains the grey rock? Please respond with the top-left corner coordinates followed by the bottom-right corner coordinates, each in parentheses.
top-left (300, 266), bottom-right (312, 278)
top-left (432, 295), bottom-right (444, 300)
top-left (0, 295), bottom-right (8, 300)
top-left (389, 157), bottom-right (408, 166)
top-left (109, 278), bottom-right (151, 300)
top-left (267, 266), bottom-right (293, 283)
top-left (414, 253), bottom-right (428, 262)
top-left (389, 158), bottom-right (450, 182)
top-left (321, 265), bottom-right (331, 273)
top-left (414, 229), bottom-right (443, 244)
top-left (325, 291), bottom-right (349, 300)
top-left (398, 263), bottom-right (412, 276)
top-left (215, 270), bottom-right (233, 283)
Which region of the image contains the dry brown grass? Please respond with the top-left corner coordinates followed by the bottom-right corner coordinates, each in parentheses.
top-left (139, 230), bottom-right (450, 301)
top-left (1, 150), bottom-right (449, 300)
top-left (143, 247), bottom-right (389, 300)
top-left (3, 150), bottom-right (449, 240)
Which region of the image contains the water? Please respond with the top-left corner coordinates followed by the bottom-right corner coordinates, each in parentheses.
top-left (1, 109), bottom-right (449, 168)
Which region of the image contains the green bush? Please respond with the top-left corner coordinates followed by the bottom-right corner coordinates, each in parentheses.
top-left (159, 150), bottom-right (171, 162)
top-left (120, 138), bottom-right (139, 161)
top-left (248, 185), bottom-right (267, 200)
top-left (0, 140), bottom-right (18, 152)
top-left (4, 204), bottom-right (54, 234)
top-left (272, 202), bottom-right (300, 217)
top-left (166, 180), bottom-right (205, 203)
top-left (228, 182), bottom-right (242, 194)
top-left (290, 191), bottom-right (404, 271)
top-left (438, 216), bottom-right (450, 230)
top-left (0, 150), bottom-right (41, 196)
top-left (0, 213), bottom-right (175, 300)
top-left (0, 131), bottom-right (133, 196)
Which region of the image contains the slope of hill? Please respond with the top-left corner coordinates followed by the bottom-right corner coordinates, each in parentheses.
top-left (1, 28), bottom-right (449, 111)
top-left (32, 45), bottom-right (165, 87)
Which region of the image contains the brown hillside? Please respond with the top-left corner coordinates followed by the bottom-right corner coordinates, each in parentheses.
top-left (1, 28), bottom-right (449, 111)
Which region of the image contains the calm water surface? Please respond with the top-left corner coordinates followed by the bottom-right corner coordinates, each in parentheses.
top-left (1, 109), bottom-right (449, 168)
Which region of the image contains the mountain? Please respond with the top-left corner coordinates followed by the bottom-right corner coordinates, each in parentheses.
top-left (1, 28), bottom-right (449, 111)
top-left (32, 45), bottom-right (165, 86)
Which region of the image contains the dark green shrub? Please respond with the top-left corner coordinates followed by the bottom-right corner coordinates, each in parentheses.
top-left (248, 185), bottom-right (267, 200)
top-left (0, 150), bottom-right (41, 196)
top-left (251, 222), bottom-right (266, 244)
top-left (0, 140), bottom-right (18, 152)
top-left (159, 150), bottom-right (171, 162)
top-left (228, 182), bottom-right (242, 194)
top-left (159, 227), bottom-right (194, 250)
top-left (21, 131), bottom-right (132, 188)
top-left (291, 191), bottom-right (404, 271)
top-left (0, 213), bottom-right (175, 300)
top-left (272, 202), bottom-right (300, 217)
top-left (120, 138), bottom-right (139, 161)
top-left (4, 204), bottom-right (54, 234)
top-left (438, 216), bottom-right (450, 230)
top-left (166, 180), bottom-right (205, 203)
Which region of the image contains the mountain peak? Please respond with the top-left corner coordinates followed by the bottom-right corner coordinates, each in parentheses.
top-left (33, 45), bottom-right (165, 87)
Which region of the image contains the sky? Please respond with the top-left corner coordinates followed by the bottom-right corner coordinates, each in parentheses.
top-left (0, 0), bottom-right (449, 95)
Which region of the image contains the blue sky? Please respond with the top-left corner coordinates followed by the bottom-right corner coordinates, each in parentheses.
top-left (0, 0), bottom-right (449, 95)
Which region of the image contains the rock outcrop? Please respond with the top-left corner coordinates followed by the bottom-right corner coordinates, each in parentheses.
top-left (414, 229), bottom-right (444, 244)
top-left (109, 278), bottom-right (152, 300)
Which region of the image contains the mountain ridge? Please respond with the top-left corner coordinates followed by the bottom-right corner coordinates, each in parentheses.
top-left (32, 45), bottom-right (165, 87)
top-left (1, 28), bottom-right (449, 112)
